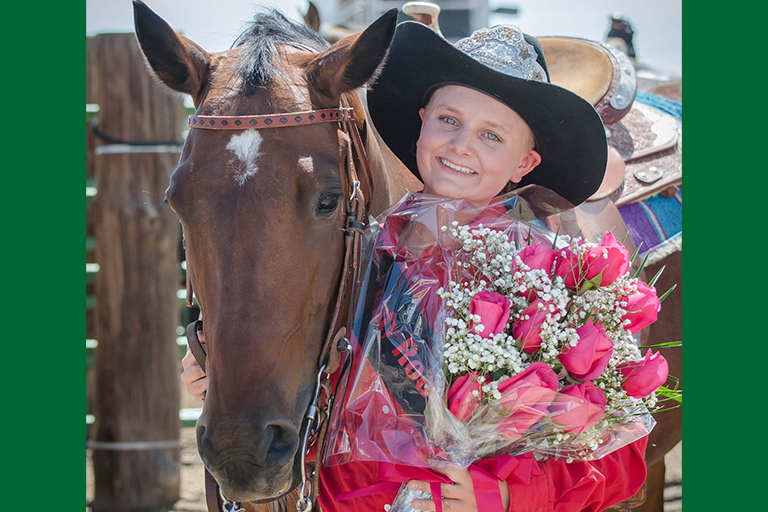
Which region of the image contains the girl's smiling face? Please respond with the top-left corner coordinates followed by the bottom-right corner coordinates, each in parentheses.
top-left (416, 85), bottom-right (542, 205)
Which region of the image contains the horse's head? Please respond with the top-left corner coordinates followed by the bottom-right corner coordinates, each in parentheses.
top-left (133, 0), bottom-right (397, 502)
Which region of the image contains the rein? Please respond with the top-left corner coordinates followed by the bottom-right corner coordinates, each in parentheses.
top-left (183, 98), bottom-right (370, 512)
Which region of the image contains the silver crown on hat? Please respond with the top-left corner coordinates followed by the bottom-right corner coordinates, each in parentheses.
top-left (454, 25), bottom-right (547, 83)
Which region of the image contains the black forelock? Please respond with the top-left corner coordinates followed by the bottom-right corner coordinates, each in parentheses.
top-left (231, 8), bottom-right (329, 94)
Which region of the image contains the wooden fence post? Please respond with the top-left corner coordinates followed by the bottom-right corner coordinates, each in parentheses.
top-left (89, 32), bottom-right (184, 512)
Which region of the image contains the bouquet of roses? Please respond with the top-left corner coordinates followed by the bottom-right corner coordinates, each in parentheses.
top-left (323, 188), bottom-right (677, 512)
top-left (433, 221), bottom-right (668, 460)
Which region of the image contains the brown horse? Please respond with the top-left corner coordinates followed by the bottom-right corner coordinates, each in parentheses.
top-left (133, 0), bottom-right (417, 507)
top-left (133, 1), bottom-right (680, 510)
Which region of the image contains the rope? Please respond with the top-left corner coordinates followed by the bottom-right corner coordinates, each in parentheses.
top-left (86, 439), bottom-right (181, 451)
top-left (91, 120), bottom-right (184, 146)
top-left (94, 144), bottom-right (183, 155)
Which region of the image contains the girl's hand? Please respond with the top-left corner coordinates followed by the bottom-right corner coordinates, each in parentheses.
top-left (181, 332), bottom-right (207, 400)
top-left (408, 460), bottom-right (510, 512)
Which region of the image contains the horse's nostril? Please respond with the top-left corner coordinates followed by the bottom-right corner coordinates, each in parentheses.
top-left (196, 422), bottom-right (214, 462)
top-left (264, 423), bottom-right (299, 467)
top-left (196, 421), bottom-right (207, 445)
top-left (195, 415), bottom-right (299, 473)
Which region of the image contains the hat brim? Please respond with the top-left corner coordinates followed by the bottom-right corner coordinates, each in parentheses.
top-left (368, 22), bottom-right (607, 206)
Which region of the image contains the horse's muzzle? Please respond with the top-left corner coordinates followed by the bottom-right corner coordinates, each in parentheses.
top-left (196, 414), bottom-right (300, 501)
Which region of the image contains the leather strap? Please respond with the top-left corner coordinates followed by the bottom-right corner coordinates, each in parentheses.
top-left (185, 319), bottom-right (207, 372)
top-left (205, 469), bottom-right (223, 512)
top-left (188, 108), bottom-right (354, 130)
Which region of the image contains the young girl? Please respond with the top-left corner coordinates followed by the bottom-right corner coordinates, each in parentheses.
top-left (183, 21), bottom-right (648, 512)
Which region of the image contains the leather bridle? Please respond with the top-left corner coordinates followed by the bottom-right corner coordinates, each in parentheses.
top-left (183, 96), bottom-right (371, 512)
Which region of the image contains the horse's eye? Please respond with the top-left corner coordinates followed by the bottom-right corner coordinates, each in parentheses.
top-left (317, 193), bottom-right (341, 214)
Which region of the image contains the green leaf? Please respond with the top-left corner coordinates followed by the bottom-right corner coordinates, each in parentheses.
top-left (651, 403), bottom-right (682, 413)
top-left (577, 279), bottom-right (595, 295)
top-left (621, 231), bottom-right (630, 245)
top-left (659, 283), bottom-right (677, 304)
top-left (638, 341), bottom-right (682, 349)
top-left (648, 265), bottom-right (666, 288)
top-left (655, 385), bottom-right (682, 404)
top-left (633, 253), bottom-right (650, 278)
top-left (629, 242), bottom-right (644, 264)
top-left (551, 225), bottom-right (561, 250)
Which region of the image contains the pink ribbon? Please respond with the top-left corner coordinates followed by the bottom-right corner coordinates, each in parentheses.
top-left (468, 465), bottom-right (505, 512)
top-left (477, 452), bottom-right (541, 485)
top-left (468, 453), bottom-right (541, 512)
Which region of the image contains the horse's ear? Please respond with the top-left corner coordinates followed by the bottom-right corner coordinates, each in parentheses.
top-left (308, 8), bottom-right (398, 98)
top-left (132, 0), bottom-right (210, 100)
top-left (303, 1), bottom-right (321, 33)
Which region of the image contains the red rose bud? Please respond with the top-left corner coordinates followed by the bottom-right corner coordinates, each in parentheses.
top-left (447, 373), bottom-right (484, 422)
top-left (559, 320), bottom-right (613, 381)
top-left (618, 349), bottom-right (669, 398)
top-left (622, 281), bottom-right (661, 334)
top-left (550, 381), bottom-right (607, 433)
top-left (582, 232), bottom-right (631, 287)
top-left (469, 290), bottom-right (511, 338)
top-left (554, 246), bottom-right (582, 290)
top-left (513, 244), bottom-right (558, 274)
top-left (513, 244), bottom-right (559, 300)
top-left (496, 362), bottom-right (559, 438)
top-left (512, 300), bottom-right (556, 353)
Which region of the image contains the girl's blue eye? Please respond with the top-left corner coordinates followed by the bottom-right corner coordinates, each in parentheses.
top-left (484, 132), bottom-right (501, 142)
top-left (440, 116), bottom-right (458, 126)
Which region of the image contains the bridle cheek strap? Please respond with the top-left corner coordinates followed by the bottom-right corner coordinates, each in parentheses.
top-left (318, 98), bottom-right (369, 375)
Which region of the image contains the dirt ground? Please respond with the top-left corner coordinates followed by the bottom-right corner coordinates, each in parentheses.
top-left (86, 393), bottom-right (682, 512)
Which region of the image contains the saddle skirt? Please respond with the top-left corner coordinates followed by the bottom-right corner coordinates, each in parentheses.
top-left (608, 102), bottom-right (681, 206)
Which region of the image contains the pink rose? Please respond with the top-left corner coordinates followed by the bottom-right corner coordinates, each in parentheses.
top-left (618, 350), bottom-right (669, 398)
top-left (447, 373), bottom-right (484, 422)
top-left (582, 232), bottom-right (630, 287)
top-left (559, 320), bottom-right (613, 380)
top-left (622, 281), bottom-right (661, 334)
top-left (550, 381), bottom-right (607, 433)
top-left (496, 362), bottom-right (559, 438)
top-left (512, 300), bottom-right (556, 354)
top-left (513, 244), bottom-right (558, 274)
top-left (470, 291), bottom-right (511, 338)
top-left (554, 246), bottom-right (583, 290)
top-left (513, 245), bottom-right (559, 300)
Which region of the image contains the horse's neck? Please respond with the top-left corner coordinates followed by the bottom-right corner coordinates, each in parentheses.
top-left (360, 93), bottom-right (422, 217)
top-left (365, 135), bottom-right (418, 216)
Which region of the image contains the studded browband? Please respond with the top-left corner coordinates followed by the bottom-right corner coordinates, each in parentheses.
top-left (188, 108), bottom-right (355, 130)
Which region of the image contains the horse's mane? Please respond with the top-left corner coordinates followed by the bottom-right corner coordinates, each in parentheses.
top-left (232, 8), bottom-right (329, 94)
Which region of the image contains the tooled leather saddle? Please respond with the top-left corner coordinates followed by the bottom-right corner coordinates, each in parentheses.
top-left (538, 36), bottom-right (681, 207)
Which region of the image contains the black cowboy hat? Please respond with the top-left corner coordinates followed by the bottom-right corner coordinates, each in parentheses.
top-left (367, 21), bottom-right (608, 206)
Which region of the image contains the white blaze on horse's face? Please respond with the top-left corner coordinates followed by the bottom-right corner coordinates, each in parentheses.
top-left (298, 156), bottom-right (314, 173)
top-left (226, 131), bottom-right (264, 185)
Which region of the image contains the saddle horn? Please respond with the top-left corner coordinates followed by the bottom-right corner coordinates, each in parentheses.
top-left (402, 2), bottom-right (443, 36)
